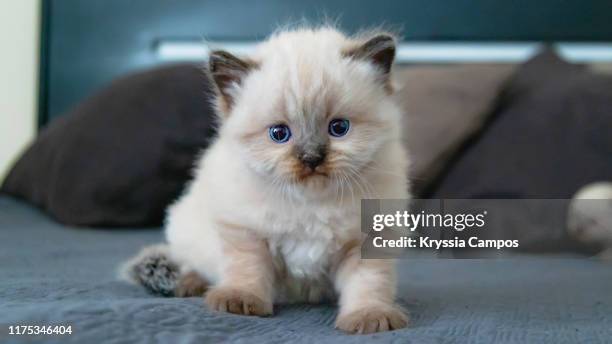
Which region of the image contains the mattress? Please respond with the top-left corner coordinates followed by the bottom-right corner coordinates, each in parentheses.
top-left (1, 196), bottom-right (611, 343)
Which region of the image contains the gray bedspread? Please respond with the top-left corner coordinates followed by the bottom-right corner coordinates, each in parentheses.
top-left (1, 196), bottom-right (611, 343)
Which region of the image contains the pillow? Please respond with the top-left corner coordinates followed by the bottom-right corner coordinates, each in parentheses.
top-left (431, 50), bottom-right (612, 199)
top-left (429, 50), bottom-right (612, 253)
top-left (1, 64), bottom-right (216, 227)
top-left (393, 64), bottom-right (515, 196)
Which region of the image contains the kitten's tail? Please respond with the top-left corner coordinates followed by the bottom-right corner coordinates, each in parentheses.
top-left (119, 243), bottom-right (181, 296)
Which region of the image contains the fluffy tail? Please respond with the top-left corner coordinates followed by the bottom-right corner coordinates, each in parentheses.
top-left (120, 244), bottom-right (181, 296)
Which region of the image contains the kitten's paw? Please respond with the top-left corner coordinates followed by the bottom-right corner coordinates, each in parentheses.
top-left (205, 287), bottom-right (273, 316)
top-left (174, 272), bottom-right (209, 297)
top-left (336, 304), bottom-right (408, 334)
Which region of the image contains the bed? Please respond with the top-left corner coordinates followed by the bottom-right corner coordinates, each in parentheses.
top-left (1, 196), bottom-right (612, 343)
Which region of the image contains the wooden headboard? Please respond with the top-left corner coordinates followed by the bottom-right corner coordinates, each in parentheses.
top-left (40, 0), bottom-right (612, 125)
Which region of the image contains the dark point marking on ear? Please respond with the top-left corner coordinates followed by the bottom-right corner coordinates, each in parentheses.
top-left (343, 34), bottom-right (396, 92)
top-left (208, 50), bottom-right (259, 113)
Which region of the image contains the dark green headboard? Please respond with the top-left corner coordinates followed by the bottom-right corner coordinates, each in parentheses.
top-left (40, 0), bottom-right (612, 126)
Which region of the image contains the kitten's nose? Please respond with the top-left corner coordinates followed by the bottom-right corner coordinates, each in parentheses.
top-left (301, 154), bottom-right (325, 170)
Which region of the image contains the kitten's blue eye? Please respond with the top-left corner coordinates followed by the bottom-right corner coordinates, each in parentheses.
top-left (269, 124), bottom-right (292, 143)
top-left (328, 119), bottom-right (350, 137)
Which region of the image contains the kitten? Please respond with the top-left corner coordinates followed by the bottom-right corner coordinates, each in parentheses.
top-left (123, 27), bottom-right (410, 334)
top-left (567, 182), bottom-right (612, 260)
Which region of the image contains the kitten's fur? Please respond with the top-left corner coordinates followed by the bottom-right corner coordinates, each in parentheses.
top-left (123, 27), bottom-right (410, 334)
top-left (567, 182), bottom-right (612, 260)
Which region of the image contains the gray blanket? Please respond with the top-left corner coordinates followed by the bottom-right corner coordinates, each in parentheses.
top-left (1, 196), bottom-right (611, 343)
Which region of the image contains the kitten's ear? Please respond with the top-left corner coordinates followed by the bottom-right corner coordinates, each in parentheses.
top-left (344, 34), bottom-right (396, 79)
top-left (208, 50), bottom-right (257, 113)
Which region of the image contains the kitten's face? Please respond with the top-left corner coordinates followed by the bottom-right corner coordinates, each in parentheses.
top-left (210, 30), bottom-right (401, 195)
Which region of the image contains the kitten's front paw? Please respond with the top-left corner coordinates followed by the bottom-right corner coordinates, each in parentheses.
top-left (175, 272), bottom-right (209, 297)
top-left (205, 287), bottom-right (273, 316)
top-left (336, 304), bottom-right (408, 334)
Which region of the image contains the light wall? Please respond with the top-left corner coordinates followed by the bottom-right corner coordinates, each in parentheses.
top-left (0, 1), bottom-right (39, 183)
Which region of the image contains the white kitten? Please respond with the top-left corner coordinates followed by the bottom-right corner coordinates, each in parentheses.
top-left (567, 182), bottom-right (612, 260)
top-left (124, 27), bottom-right (410, 334)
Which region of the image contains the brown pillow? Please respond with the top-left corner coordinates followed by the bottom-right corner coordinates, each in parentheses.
top-left (427, 50), bottom-right (612, 253)
top-left (431, 49), bottom-right (612, 200)
top-left (393, 64), bottom-right (515, 195)
top-left (1, 64), bottom-right (217, 227)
